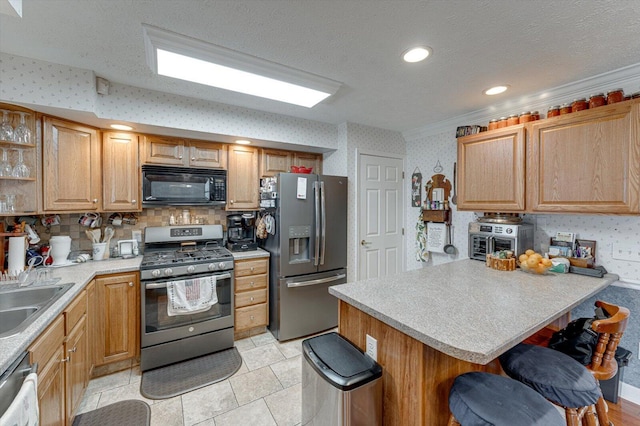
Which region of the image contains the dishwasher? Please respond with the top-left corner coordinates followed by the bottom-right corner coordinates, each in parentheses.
top-left (0, 352), bottom-right (38, 425)
top-left (302, 332), bottom-right (382, 425)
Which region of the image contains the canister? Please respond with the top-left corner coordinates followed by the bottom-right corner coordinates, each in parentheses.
top-left (531, 111), bottom-right (540, 120)
top-left (606, 89), bottom-right (624, 104)
top-left (496, 117), bottom-right (508, 128)
top-left (547, 106), bottom-right (560, 118)
top-left (518, 112), bottom-right (532, 124)
top-left (559, 103), bottom-right (572, 115)
top-left (589, 93), bottom-right (606, 108)
top-left (506, 114), bottom-right (519, 126)
top-left (488, 119), bottom-right (499, 131)
top-left (571, 98), bottom-right (588, 112)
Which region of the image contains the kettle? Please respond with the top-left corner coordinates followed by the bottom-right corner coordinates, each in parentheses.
top-left (48, 235), bottom-right (72, 266)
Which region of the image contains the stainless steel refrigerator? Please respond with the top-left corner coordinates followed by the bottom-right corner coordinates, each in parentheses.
top-left (260, 173), bottom-right (348, 341)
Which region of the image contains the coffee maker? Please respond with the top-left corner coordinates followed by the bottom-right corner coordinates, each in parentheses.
top-left (226, 213), bottom-right (258, 251)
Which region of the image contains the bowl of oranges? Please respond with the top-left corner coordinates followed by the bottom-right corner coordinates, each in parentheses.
top-left (517, 249), bottom-right (553, 274)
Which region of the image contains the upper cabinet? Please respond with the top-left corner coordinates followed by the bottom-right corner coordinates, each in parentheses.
top-left (228, 144), bottom-right (259, 210)
top-left (292, 152), bottom-right (322, 175)
top-left (457, 125), bottom-right (526, 212)
top-left (102, 131), bottom-right (141, 211)
top-left (142, 135), bottom-right (227, 169)
top-left (43, 117), bottom-right (101, 212)
top-left (527, 101), bottom-right (639, 214)
top-left (260, 148), bottom-right (292, 177)
top-left (457, 99), bottom-right (640, 214)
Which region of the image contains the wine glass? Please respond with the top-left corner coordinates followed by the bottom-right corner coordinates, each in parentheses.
top-left (0, 148), bottom-right (12, 176)
top-left (11, 148), bottom-right (30, 178)
top-left (14, 112), bottom-right (32, 144)
top-left (0, 110), bottom-right (13, 142)
top-left (4, 194), bottom-right (16, 213)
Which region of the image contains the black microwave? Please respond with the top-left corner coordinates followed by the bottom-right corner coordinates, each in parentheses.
top-left (142, 165), bottom-right (226, 206)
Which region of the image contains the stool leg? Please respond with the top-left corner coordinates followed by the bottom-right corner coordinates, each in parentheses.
top-left (583, 405), bottom-right (598, 426)
top-left (565, 407), bottom-right (580, 426)
top-left (447, 414), bottom-right (461, 426)
top-left (595, 396), bottom-right (611, 426)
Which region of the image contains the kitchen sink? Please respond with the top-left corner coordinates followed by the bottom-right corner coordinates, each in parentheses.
top-left (0, 283), bottom-right (74, 339)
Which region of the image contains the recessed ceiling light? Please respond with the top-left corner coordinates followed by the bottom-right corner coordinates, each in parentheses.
top-left (110, 124), bottom-right (133, 131)
top-left (484, 85), bottom-right (510, 96)
top-left (235, 139), bottom-right (251, 145)
top-left (143, 25), bottom-right (342, 108)
top-left (402, 46), bottom-right (432, 63)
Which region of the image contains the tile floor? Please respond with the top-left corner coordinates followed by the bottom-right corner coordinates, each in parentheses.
top-left (77, 330), bottom-right (319, 425)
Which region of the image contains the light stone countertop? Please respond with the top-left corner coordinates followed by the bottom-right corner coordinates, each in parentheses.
top-left (231, 248), bottom-right (270, 260)
top-left (0, 257), bottom-right (143, 374)
top-left (328, 259), bottom-right (617, 365)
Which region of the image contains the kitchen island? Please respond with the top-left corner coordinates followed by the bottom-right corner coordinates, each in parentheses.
top-left (328, 259), bottom-right (617, 426)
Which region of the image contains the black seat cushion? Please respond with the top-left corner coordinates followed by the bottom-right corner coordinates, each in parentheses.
top-left (449, 372), bottom-right (565, 426)
top-left (499, 343), bottom-right (601, 408)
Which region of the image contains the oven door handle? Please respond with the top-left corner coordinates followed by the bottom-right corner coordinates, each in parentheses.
top-left (145, 273), bottom-right (231, 289)
top-left (487, 236), bottom-right (495, 254)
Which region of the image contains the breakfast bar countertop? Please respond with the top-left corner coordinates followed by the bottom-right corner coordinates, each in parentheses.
top-left (329, 259), bottom-right (617, 365)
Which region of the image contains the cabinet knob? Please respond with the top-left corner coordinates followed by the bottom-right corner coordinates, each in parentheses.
top-left (230, 200), bottom-right (234, 204)
top-left (93, 199), bottom-right (98, 203)
top-left (179, 155), bottom-right (183, 159)
top-left (191, 157), bottom-right (196, 161)
top-left (68, 347), bottom-right (77, 353)
top-left (129, 282), bottom-right (133, 287)
top-left (250, 282), bottom-right (254, 287)
top-left (250, 315), bottom-right (255, 320)
top-left (250, 297), bottom-right (254, 302)
top-left (61, 357), bottom-right (70, 363)
top-left (131, 199), bottom-right (136, 204)
top-left (250, 267), bottom-right (254, 271)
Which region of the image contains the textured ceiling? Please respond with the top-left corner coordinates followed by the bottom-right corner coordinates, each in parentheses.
top-left (1, 0), bottom-right (640, 133)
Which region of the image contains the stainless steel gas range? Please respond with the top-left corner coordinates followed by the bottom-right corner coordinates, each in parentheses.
top-left (140, 224), bottom-right (234, 371)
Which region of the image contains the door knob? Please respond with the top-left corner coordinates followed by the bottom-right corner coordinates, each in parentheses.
top-left (361, 240), bottom-right (371, 246)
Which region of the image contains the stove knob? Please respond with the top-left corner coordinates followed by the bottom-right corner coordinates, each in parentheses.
top-left (219, 262), bottom-right (226, 269)
top-left (164, 268), bottom-right (173, 276)
top-left (152, 269), bottom-right (161, 278)
top-left (208, 263), bottom-right (217, 271)
top-left (187, 265), bottom-right (196, 274)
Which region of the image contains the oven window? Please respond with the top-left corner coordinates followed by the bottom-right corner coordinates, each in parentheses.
top-left (148, 175), bottom-right (210, 201)
top-left (493, 238), bottom-right (514, 252)
top-left (470, 235), bottom-right (487, 258)
top-left (144, 276), bottom-right (231, 332)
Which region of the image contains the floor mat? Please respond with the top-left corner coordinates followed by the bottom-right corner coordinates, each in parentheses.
top-left (72, 400), bottom-right (151, 426)
top-left (140, 347), bottom-right (242, 399)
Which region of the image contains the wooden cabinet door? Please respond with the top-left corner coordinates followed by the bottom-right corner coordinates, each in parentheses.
top-left (141, 135), bottom-right (186, 166)
top-left (528, 102), bottom-right (640, 213)
top-left (43, 117), bottom-right (101, 211)
top-left (188, 140), bottom-right (228, 169)
top-left (65, 315), bottom-right (88, 425)
top-left (260, 149), bottom-right (292, 177)
top-left (102, 132), bottom-right (140, 211)
top-left (227, 145), bottom-right (259, 210)
top-left (457, 125), bottom-right (526, 212)
top-left (293, 152), bottom-right (322, 174)
top-left (94, 273), bottom-right (139, 366)
top-left (37, 345), bottom-right (66, 426)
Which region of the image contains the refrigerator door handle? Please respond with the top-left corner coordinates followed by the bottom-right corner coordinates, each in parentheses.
top-left (320, 180), bottom-right (326, 265)
top-left (287, 273), bottom-right (347, 288)
top-left (314, 181), bottom-right (320, 266)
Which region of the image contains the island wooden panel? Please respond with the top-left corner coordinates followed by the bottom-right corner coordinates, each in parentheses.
top-left (338, 301), bottom-right (501, 426)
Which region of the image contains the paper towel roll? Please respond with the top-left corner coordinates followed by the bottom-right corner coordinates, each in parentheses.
top-left (8, 236), bottom-right (26, 276)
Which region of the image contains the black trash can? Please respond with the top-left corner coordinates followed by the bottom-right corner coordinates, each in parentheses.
top-left (599, 346), bottom-right (632, 403)
top-left (301, 332), bottom-right (383, 425)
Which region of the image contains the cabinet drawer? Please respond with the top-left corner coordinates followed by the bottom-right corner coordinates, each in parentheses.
top-left (235, 289), bottom-right (267, 308)
top-left (30, 315), bottom-right (64, 366)
top-left (235, 304), bottom-right (268, 331)
top-left (64, 290), bottom-right (86, 334)
top-left (234, 258), bottom-right (268, 277)
top-left (235, 274), bottom-right (267, 292)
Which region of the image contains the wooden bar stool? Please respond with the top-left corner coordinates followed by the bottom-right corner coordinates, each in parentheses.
top-left (448, 372), bottom-right (565, 426)
top-left (499, 301), bottom-right (630, 426)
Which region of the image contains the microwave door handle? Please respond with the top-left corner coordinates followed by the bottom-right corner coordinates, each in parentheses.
top-left (314, 181), bottom-right (320, 266)
top-left (320, 181), bottom-right (326, 265)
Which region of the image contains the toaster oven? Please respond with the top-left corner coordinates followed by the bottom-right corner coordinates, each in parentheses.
top-left (468, 222), bottom-right (534, 261)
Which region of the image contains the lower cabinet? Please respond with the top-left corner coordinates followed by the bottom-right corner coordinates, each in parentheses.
top-left (29, 289), bottom-right (88, 426)
top-left (234, 257), bottom-right (269, 337)
top-left (93, 272), bottom-right (140, 370)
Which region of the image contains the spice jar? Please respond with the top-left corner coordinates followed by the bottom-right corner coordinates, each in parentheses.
top-left (506, 114), bottom-right (519, 126)
top-left (531, 111), bottom-right (540, 121)
top-left (606, 89), bottom-right (624, 104)
top-left (571, 98), bottom-right (588, 112)
top-left (547, 106), bottom-right (560, 118)
top-left (496, 117), bottom-right (508, 128)
top-left (589, 93), bottom-right (606, 108)
top-left (488, 119), bottom-right (499, 131)
top-left (559, 103), bottom-right (572, 115)
top-left (518, 111), bottom-right (532, 124)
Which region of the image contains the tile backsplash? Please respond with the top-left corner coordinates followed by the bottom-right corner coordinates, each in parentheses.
top-left (30, 207), bottom-right (228, 254)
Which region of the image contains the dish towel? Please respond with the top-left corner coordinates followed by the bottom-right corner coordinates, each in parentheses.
top-left (166, 276), bottom-right (218, 316)
top-left (0, 372), bottom-right (39, 426)
top-left (415, 214), bottom-right (429, 262)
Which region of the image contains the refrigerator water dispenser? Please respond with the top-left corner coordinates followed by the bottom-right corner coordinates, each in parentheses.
top-left (289, 225), bottom-right (311, 263)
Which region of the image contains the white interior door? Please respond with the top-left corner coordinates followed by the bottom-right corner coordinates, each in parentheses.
top-left (358, 153), bottom-right (404, 280)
